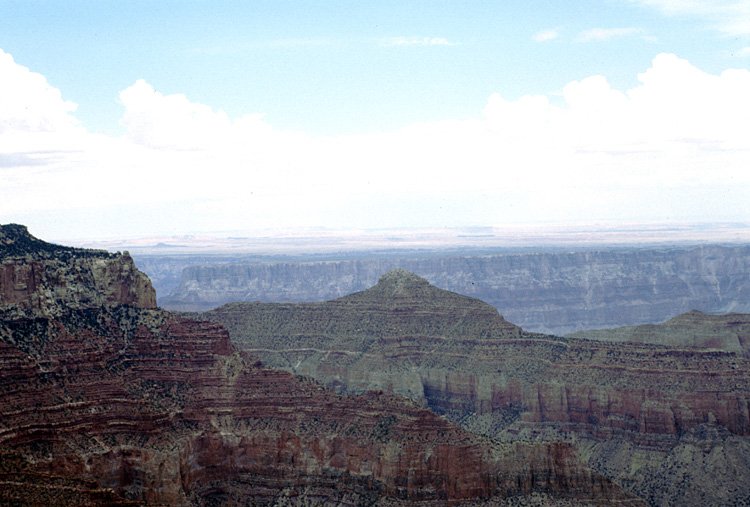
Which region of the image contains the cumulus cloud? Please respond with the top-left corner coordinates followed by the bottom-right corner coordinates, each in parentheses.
top-left (0, 49), bottom-right (80, 134)
top-left (0, 48), bottom-right (91, 205)
top-left (2, 49), bottom-right (750, 236)
top-left (481, 53), bottom-right (749, 166)
top-left (576, 27), bottom-right (646, 41)
top-left (118, 79), bottom-right (297, 151)
top-left (119, 80), bottom-right (229, 150)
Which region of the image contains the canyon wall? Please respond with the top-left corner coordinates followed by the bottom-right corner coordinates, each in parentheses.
top-left (191, 270), bottom-right (750, 506)
top-left (160, 244), bottom-right (750, 335)
top-left (192, 271), bottom-right (750, 437)
top-left (1, 224), bottom-right (156, 318)
top-left (0, 224), bottom-right (636, 506)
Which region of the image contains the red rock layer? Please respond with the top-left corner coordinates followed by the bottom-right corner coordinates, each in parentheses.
top-left (0, 228), bottom-right (642, 505)
top-left (417, 340), bottom-right (750, 438)
top-left (0, 307), bottom-right (639, 505)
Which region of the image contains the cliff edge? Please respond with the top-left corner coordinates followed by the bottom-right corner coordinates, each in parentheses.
top-left (0, 224), bottom-right (156, 318)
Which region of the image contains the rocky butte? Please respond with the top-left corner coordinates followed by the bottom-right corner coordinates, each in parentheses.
top-left (0, 223), bottom-right (639, 506)
top-left (190, 269), bottom-right (750, 507)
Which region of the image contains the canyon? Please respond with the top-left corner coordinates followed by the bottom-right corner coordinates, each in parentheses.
top-left (189, 269), bottom-right (750, 506)
top-left (0, 223), bottom-right (638, 506)
top-left (155, 244), bottom-right (750, 335)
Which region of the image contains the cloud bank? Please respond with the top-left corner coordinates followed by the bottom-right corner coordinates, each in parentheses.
top-left (1, 49), bottom-right (749, 238)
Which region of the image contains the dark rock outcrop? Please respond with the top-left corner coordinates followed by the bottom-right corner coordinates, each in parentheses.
top-left (0, 226), bottom-right (638, 506)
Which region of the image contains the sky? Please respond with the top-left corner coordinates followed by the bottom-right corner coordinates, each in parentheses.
top-left (1, 0), bottom-right (750, 243)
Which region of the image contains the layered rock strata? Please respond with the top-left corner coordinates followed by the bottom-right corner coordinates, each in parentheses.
top-left (159, 244), bottom-right (750, 334)
top-left (191, 270), bottom-right (750, 506)
top-left (0, 225), bottom-right (636, 506)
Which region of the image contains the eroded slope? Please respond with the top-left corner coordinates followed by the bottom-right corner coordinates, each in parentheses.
top-left (568, 310), bottom-right (750, 357)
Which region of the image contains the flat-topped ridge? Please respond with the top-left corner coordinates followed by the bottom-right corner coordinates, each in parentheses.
top-left (0, 223), bottom-right (114, 260)
top-left (568, 309), bottom-right (750, 356)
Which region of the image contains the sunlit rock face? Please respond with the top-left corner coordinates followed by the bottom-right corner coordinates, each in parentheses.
top-left (1, 224), bottom-right (156, 317)
top-left (192, 270), bottom-right (750, 506)
top-left (0, 226), bottom-right (638, 506)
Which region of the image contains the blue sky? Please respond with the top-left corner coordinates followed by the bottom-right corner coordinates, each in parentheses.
top-left (1, 1), bottom-right (750, 242)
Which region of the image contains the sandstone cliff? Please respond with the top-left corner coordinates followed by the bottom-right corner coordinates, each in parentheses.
top-left (568, 310), bottom-right (750, 357)
top-left (1, 224), bottom-right (156, 318)
top-left (0, 226), bottom-right (637, 506)
top-left (158, 244), bottom-right (750, 335)
top-left (191, 270), bottom-right (750, 506)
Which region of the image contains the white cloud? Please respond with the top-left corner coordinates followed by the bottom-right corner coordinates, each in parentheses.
top-left (119, 80), bottom-right (229, 150)
top-left (0, 48), bottom-right (92, 208)
top-left (2, 50), bottom-right (750, 237)
top-left (381, 37), bottom-right (459, 46)
top-left (118, 79), bottom-right (306, 151)
top-left (576, 27), bottom-right (646, 41)
top-left (533, 29), bottom-right (561, 42)
top-left (627, 0), bottom-right (750, 36)
top-left (0, 49), bottom-right (80, 134)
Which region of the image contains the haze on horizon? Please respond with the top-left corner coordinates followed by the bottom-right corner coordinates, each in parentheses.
top-left (1, 1), bottom-right (749, 245)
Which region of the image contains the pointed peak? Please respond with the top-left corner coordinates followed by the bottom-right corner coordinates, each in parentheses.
top-left (332, 268), bottom-right (520, 333)
top-left (356, 269), bottom-right (451, 301)
top-left (332, 269), bottom-right (435, 304)
top-left (364, 270), bottom-right (431, 299)
top-left (377, 269), bottom-right (429, 287)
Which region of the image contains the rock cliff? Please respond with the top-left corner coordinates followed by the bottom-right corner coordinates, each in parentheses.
top-left (1, 224), bottom-right (156, 318)
top-left (0, 226), bottom-right (637, 506)
top-left (158, 244), bottom-right (750, 335)
top-left (191, 270), bottom-right (750, 506)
